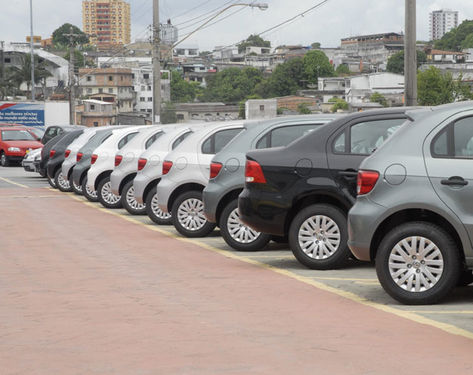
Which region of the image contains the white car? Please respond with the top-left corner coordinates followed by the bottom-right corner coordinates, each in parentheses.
top-left (133, 125), bottom-right (202, 224)
top-left (157, 121), bottom-right (246, 237)
top-left (87, 126), bottom-right (147, 208)
top-left (110, 125), bottom-right (164, 214)
top-left (22, 148), bottom-right (42, 173)
top-left (62, 127), bottom-right (101, 194)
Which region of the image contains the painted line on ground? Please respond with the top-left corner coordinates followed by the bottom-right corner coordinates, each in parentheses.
top-left (0, 177), bottom-right (29, 189)
top-left (67, 193), bottom-right (473, 341)
top-left (409, 311), bottom-right (473, 315)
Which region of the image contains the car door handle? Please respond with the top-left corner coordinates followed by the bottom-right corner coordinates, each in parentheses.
top-left (441, 176), bottom-right (468, 186)
top-left (339, 170), bottom-right (358, 177)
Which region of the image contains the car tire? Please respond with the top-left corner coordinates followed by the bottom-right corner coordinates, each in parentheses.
top-left (81, 176), bottom-right (98, 202)
top-left (122, 180), bottom-right (146, 215)
top-left (97, 176), bottom-right (122, 209)
top-left (47, 173), bottom-right (57, 188)
top-left (219, 199), bottom-right (271, 251)
top-left (55, 168), bottom-right (72, 192)
top-left (146, 186), bottom-right (172, 225)
top-left (376, 222), bottom-right (460, 305)
top-left (70, 174), bottom-right (83, 195)
top-left (289, 204), bottom-right (350, 270)
top-left (0, 152), bottom-right (10, 167)
top-left (171, 190), bottom-right (216, 238)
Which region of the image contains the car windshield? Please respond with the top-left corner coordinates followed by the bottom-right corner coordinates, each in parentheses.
top-left (28, 128), bottom-right (45, 139)
top-left (2, 130), bottom-right (36, 141)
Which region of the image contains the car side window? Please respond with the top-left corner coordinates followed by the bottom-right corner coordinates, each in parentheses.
top-left (202, 128), bottom-right (243, 155)
top-left (256, 124), bottom-right (320, 149)
top-left (432, 116), bottom-right (473, 158)
top-left (118, 132), bottom-right (138, 149)
top-left (333, 118), bottom-right (405, 154)
top-left (145, 131), bottom-right (163, 149)
top-left (172, 131), bottom-right (192, 150)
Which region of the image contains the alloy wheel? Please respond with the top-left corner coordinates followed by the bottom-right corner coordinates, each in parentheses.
top-left (100, 181), bottom-right (120, 204)
top-left (125, 186), bottom-right (145, 210)
top-left (177, 198), bottom-right (206, 231)
top-left (297, 215), bottom-right (341, 259)
top-left (388, 236), bottom-right (444, 293)
top-left (151, 193), bottom-right (171, 220)
top-left (227, 208), bottom-right (261, 244)
top-left (57, 172), bottom-right (70, 190)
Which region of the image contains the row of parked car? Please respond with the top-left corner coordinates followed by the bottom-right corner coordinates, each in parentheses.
top-left (21, 102), bottom-right (473, 305)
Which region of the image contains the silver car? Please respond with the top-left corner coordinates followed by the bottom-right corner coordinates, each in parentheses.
top-left (203, 115), bottom-right (339, 251)
top-left (157, 121), bottom-right (246, 237)
top-left (110, 125), bottom-right (164, 215)
top-left (62, 127), bottom-right (100, 194)
top-left (348, 102), bottom-right (473, 305)
top-left (133, 125), bottom-right (198, 224)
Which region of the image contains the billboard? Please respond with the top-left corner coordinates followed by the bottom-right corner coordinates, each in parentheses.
top-left (0, 102), bottom-right (45, 126)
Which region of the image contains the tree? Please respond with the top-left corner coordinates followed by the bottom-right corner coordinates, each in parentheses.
top-left (298, 103), bottom-right (311, 114)
top-left (417, 67), bottom-right (455, 105)
top-left (237, 34), bottom-right (271, 54)
top-left (8, 55), bottom-right (52, 98)
top-left (370, 92), bottom-right (388, 107)
top-left (311, 42), bottom-right (321, 49)
top-left (201, 67), bottom-right (263, 103)
top-left (256, 57), bottom-right (305, 98)
top-left (64, 50), bottom-right (86, 68)
top-left (303, 50), bottom-right (334, 84)
top-left (335, 64), bottom-right (350, 76)
top-left (52, 23), bottom-right (89, 48)
top-left (161, 102), bottom-right (177, 124)
top-left (386, 50), bottom-right (427, 74)
top-left (329, 97), bottom-right (349, 112)
top-left (170, 71), bottom-right (199, 103)
top-left (434, 20), bottom-right (473, 51)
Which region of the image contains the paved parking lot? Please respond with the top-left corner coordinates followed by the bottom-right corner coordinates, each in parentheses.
top-left (1, 167), bottom-right (472, 374)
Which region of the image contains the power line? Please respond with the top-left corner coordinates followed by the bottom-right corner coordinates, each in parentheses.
top-left (170, 0), bottom-right (215, 20)
top-left (174, 0), bottom-right (236, 27)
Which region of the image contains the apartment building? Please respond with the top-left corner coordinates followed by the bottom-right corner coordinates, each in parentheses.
top-left (430, 9), bottom-right (459, 41)
top-left (82, 0), bottom-right (131, 48)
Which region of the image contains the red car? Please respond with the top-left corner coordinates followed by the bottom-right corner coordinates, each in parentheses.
top-left (0, 127), bottom-right (43, 167)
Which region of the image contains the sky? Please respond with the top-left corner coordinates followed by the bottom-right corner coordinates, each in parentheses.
top-left (1, 0), bottom-right (472, 51)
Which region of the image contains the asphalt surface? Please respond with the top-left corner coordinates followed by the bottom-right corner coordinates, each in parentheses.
top-left (1, 165), bottom-right (473, 374)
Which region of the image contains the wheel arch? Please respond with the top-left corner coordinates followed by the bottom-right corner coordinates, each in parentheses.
top-left (119, 172), bottom-right (137, 195)
top-left (369, 208), bottom-right (466, 263)
top-left (168, 183), bottom-right (205, 212)
top-left (215, 188), bottom-right (243, 225)
top-left (94, 170), bottom-right (113, 190)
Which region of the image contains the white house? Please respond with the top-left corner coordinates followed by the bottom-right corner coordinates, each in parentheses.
top-left (345, 72), bottom-right (404, 106)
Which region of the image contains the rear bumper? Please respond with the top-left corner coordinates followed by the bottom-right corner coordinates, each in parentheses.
top-left (202, 183), bottom-right (224, 224)
top-left (347, 197), bottom-right (385, 262)
top-left (238, 188), bottom-right (287, 237)
top-left (156, 178), bottom-right (176, 213)
top-left (133, 173), bottom-right (153, 204)
top-left (110, 171), bottom-right (124, 196)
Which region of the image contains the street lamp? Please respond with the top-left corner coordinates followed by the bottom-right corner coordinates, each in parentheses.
top-left (172, 2), bottom-right (269, 48)
top-left (29, 0), bottom-right (35, 101)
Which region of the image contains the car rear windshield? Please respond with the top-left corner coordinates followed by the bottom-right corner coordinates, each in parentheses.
top-left (2, 130), bottom-right (36, 141)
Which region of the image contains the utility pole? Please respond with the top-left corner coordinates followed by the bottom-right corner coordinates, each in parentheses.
top-left (152, 0), bottom-right (161, 124)
top-left (0, 41), bottom-right (4, 83)
top-left (404, 0), bottom-right (417, 106)
top-left (29, 0), bottom-right (35, 101)
top-left (65, 26), bottom-right (81, 125)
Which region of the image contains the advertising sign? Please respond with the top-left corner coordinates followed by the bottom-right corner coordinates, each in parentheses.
top-left (0, 102), bottom-right (45, 126)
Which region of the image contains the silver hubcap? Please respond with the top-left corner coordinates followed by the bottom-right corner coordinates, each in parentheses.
top-left (227, 208), bottom-right (261, 243)
top-left (57, 172), bottom-right (70, 189)
top-left (126, 186), bottom-right (145, 210)
top-left (177, 198), bottom-right (206, 231)
top-left (298, 215), bottom-right (341, 259)
top-left (48, 176), bottom-right (57, 187)
top-left (388, 236), bottom-right (444, 293)
top-left (151, 193), bottom-right (171, 219)
top-left (101, 181), bottom-right (120, 204)
top-left (1, 154), bottom-right (5, 165)
top-left (86, 184), bottom-right (97, 198)
top-left (73, 180), bottom-right (82, 192)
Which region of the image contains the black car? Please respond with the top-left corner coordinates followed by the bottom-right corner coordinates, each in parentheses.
top-left (39, 132), bottom-right (73, 184)
top-left (46, 129), bottom-right (84, 192)
top-left (42, 125), bottom-right (80, 145)
top-left (72, 127), bottom-right (115, 202)
top-left (238, 108), bottom-right (413, 270)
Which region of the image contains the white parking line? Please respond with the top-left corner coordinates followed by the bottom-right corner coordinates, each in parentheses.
top-left (0, 177), bottom-right (29, 188)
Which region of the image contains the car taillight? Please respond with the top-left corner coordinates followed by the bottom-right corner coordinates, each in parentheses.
top-left (77, 152), bottom-right (83, 162)
top-left (49, 150), bottom-right (56, 158)
top-left (65, 149), bottom-right (71, 158)
top-left (91, 154), bottom-right (98, 164)
top-left (162, 160), bottom-right (173, 175)
top-left (138, 158), bottom-right (147, 171)
top-left (245, 160), bottom-right (266, 184)
top-left (210, 162), bottom-right (223, 179)
top-left (357, 170), bottom-right (380, 195)
top-left (115, 155), bottom-right (123, 167)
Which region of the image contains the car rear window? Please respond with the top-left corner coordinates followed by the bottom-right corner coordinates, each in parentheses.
top-left (256, 124), bottom-right (321, 149)
top-left (2, 130), bottom-right (35, 141)
top-left (172, 131), bottom-right (192, 150)
top-left (145, 131), bottom-right (163, 149)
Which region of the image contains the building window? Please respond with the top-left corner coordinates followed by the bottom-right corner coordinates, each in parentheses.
top-left (108, 75), bottom-right (113, 81)
top-left (90, 104), bottom-right (95, 110)
top-left (93, 122), bottom-right (99, 127)
top-left (148, 97), bottom-right (153, 102)
top-left (147, 109), bottom-right (152, 113)
top-left (87, 88), bottom-right (92, 94)
top-left (99, 88), bottom-right (103, 93)
top-left (108, 88), bottom-right (113, 93)
top-left (147, 85), bottom-right (152, 91)
top-left (140, 97), bottom-right (145, 102)
top-left (260, 105), bottom-right (265, 111)
top-left (87, 76), bottom-right (92, 81)
top-left (143, 73), bottom-right (149, 79)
